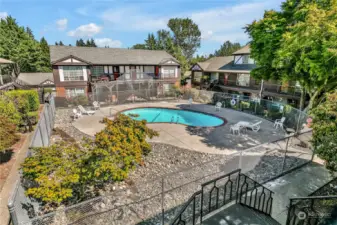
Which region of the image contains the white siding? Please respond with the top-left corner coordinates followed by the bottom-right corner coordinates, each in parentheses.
top-left (63, 59), bottom-right (72, 63)
top-left (72, 58), bottom-right (81, 63)
top-left (83, 67), bottom-right (88, 81)
top-left (119, 66), bottom-right (125, 73)
top-left (59, 66), bottom-right (64, 82)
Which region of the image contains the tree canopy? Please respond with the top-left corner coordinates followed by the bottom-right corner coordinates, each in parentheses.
top-left (311, 91), bottom-right (337, 172)
top-left (76, 38), bottom-right (97, 47)
top-left (246, 0), bottom-right (337, 109)
top-left (214, 41), bottom-right (241, 57)
top-left (168, 18), bottom-right (201, 60)
top-left (0, 16), bottom-right (51, 72)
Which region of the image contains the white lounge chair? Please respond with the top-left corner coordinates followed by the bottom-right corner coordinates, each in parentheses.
top-left (72, 109), bottom-right (82, 120)
top-left (215, 102), bottom-right (222, 111)
top-left (78, 105), bottom-right (95, 115)
top-left (230, 124), bottom-right (244, 135)
top-left (93, 101), bottom-right (100, 110)
top-left (274, 117), bottom-right (285, 129)
top-left (237, 121), bottom-right (262, 132)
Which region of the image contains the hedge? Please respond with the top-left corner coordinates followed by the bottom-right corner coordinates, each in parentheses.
top-left (0, 95), bottom-right (21, 126)
top-left (0, 115), bottom-right (20, 152)
top-left (5, 90), bottom-right (39, 113)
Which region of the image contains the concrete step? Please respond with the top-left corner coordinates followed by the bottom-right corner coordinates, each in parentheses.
top-left (202, 203), bottom-right (280, 225)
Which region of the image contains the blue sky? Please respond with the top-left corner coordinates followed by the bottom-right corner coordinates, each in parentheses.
top-left (0, 0), bottom-right (283, 55)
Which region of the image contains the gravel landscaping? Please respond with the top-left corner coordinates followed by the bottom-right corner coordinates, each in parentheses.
top-left (40, 107), bottom-right (313, 225)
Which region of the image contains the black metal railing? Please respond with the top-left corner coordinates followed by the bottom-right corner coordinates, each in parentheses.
top-left (236, 174), bottom-right (274, 215)
top-left (170, 169), bottom-right (274, 225)
top-left (286, 196), bottom-right (337, 225)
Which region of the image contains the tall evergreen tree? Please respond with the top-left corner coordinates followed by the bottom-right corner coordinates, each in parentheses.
top-left (26, 27), bottom-right (34, 39)
top-left (89, 38), bottom-right (97, 47)
top-left (39, 37), bottom-right (51, 71)
top-left (214, 41), bottom-right (241, 56)
top-left (55, 42), bottom-right (59, 45)
top-left (76, 38), bottom-right (85, 47)
top-left (59, 41), bottom-right (64, 46)
top-left (145, 34), bottom-right (157, 50)
top-left (0, 16), bottom-right (50, 72)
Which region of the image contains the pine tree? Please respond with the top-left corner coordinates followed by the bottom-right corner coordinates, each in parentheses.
top-left (55, 42), bottom-right (59, 45)
top-left (76, 38), bottom-right (85, 47)
top-left (26, 27), bottom-right (34, 39)
top-left (89, 38), bottom-right (97, 47)
top-left (86, 39), bottom-right (91, 47)
top-left (59, 41), bottom-right (64, 46)
top-left (39, 37), bottom-right (51, 72)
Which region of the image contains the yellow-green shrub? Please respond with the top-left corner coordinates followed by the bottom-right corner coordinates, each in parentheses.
top-left (5, 90), bottom-right (39, 112)
top-left (0, 95), bottom-right (21, 126)
top-left (0, 116), bottom-right (20, 151)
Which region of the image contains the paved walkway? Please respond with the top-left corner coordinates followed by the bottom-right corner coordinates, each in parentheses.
top-left (265, 162), bottom-right (335, 225)
top-left (73, 101), bottom-right (286, 155)
top-left (0, 133), bottom-right (32, 225)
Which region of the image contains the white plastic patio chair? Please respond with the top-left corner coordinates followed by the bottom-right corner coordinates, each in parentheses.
top-left (215, 102), bottom-right (222, 111)
top-left (93, 101), bottom-right (100, 110)
top-left (78, 105), bottom-right (95, 115)
top-left (230, 124), bottom-right (243, 135)
top-left (72, 109), bottom-right (82, 120)
top-left (237, 121), bottom-right (262, 132)
top-left (188, 98), bottom-right (193, 107)
top-left (274, 117), bottom-right (286, 129)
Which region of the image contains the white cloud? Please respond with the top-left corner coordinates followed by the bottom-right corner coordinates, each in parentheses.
top-left (101, 7), bottom-right (167, 31)
top-left (101, 0), bottom-right (282, 44)
top-left (76, 7), bottom-right (88, 16)
top-left (68, 23), bottom-right (102, 37)
top-left (95, 38), bottom-right (122, 48)
top-left (0, 12), bottom-right (8, 19)
top-left (56, 18), bottom-right (68, 31)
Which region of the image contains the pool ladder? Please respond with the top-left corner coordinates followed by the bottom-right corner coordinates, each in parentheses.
top-left (171, 116), bottom-right (179, 124)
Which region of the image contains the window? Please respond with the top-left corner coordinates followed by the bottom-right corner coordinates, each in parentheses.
top-left (63, 66), bottom-right (84, 81)
top-left (104, 66), bottom-right (109, 74)
top-left (162, 66), bottom-right (176, 78)
top-left (91, 66), bottom-right (104, 76)
top-left (66, 88), bottom-right (85, 98)
top-left (236, 74), bottom-right (250, 87)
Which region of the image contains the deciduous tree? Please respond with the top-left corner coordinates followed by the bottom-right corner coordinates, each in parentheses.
top-left (246, 0), bottom-right (337, 109)
top-left (168, 18), bottom-right (201, 60)
top-left (311, 91), bottom-right (337, 172)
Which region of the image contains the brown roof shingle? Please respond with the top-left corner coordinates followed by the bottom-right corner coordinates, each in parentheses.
top-left (17, 73), bottom-right (54, 86)
top-left (50, 46), bottom-right (179, 65)
top-left (232, 45), bottom-right (251, 55)
top-left (197, 56), bottom-right (234, 71)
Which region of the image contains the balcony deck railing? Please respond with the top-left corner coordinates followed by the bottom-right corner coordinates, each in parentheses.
top-left (90, 72), bottom-right (178, 82)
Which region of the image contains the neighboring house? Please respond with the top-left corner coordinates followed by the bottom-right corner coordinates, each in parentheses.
top-left (49, 46), bottom-right (181, 101)
top-left (0, 58), bottom-right (15, 91)
top-left (16, 72), bottom-right (55, 89)
top-left (191, 45), bottom-right (301, 106)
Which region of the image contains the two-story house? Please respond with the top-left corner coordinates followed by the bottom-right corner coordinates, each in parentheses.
top-left (49, 46), bottom-right (180, 103)
top-left (191, 45), bottom-right (301, 106)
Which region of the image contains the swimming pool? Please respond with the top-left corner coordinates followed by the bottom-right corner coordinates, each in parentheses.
top-left (122, 107), bottom-right (224, 127)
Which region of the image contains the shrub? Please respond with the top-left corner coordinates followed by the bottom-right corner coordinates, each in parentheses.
top-left (5, 90), bottom-right (30, 115)
top-left (22, 114), bottom-right (159, 207)
top-left (0, 95), bottom-right (21, 126)
top-left (22, 142), bottom-right (86, 208)
top-left (66, 95), bottom-right (88, 106)
top-left (43, 88), bottom-right (53, 94)
top-left (25, 90), bottom-right (40, 111)
top-left (27, 111), bottom-right (38, 125)
top-left (0, 116), bottom-right (20, 151)
top-left (93, 115), bottom-right (159, 181)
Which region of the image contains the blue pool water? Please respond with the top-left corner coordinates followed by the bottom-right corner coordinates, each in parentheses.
top-left (122, 108), bottom-right (224, 127)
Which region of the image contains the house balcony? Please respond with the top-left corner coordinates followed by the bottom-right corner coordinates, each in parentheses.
top-left (90, 72), bottom-right (179, 83)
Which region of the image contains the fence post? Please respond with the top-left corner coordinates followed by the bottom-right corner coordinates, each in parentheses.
top-left (8, 202), bottom-right (18, 225)
top-left (281, 136), bottom-right (290, 173)
top-left (161, 177), bottom-right (165, 225)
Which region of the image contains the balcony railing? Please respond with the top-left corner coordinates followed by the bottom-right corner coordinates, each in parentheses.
top-left (90, 72), bottom-right (178, 82)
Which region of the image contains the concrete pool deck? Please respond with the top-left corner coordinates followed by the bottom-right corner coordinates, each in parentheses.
top-left (72, 101), bottom-right (287, 155)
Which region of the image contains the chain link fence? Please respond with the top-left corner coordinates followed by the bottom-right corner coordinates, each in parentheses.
top-left (7, 96), bottom-right (56, 225)
top-left (7, 90), bottom-right (314, 225)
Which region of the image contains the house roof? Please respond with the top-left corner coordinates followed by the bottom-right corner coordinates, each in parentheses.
top-left (0, 58), bottom-right (13, 64)
top-left (17, 73), bottom-right (54, 86)
top-left (193, 55), bottom-right (256, 73)
top-left (49, 46), bottom-right (180, 65)
top-left (232, 45), bottom-right (251, 55)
